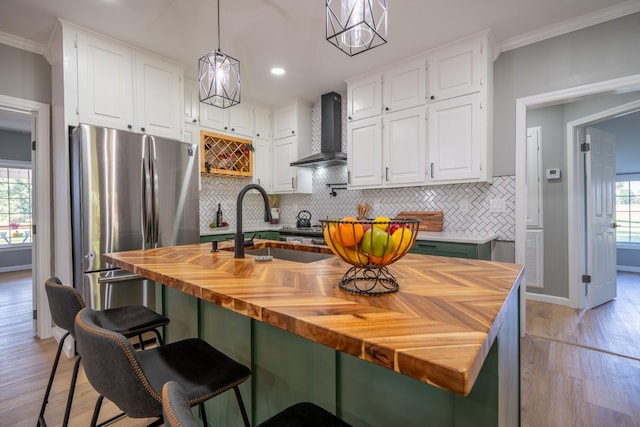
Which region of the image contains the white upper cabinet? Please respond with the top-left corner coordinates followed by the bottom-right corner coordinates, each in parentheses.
top-left (253, 106), bottom-right (271, 139)
top-left (347, 116), bottom-right (383, 188)
top-left (427, 36), bottom-right (483, 102)
top-left (134, 52), bottom-right (182, 138)
top-left (346, 73), bottom-right (382, 122)
top-left (428, 93), bottom-right (482, 182)
top-left (272, 136), bottom-right (312, 194)
top-left (183, 79), bottom-right (200, 125)
top-left (252, 138), bottom-right (272, 192)
top-left (383, 107), bottom-right (427, 187)
top-left (382, 58), bottom-right (426, 113)
top-left (200, 102), bottom-right (254, 137)
top-left (77, 32), bottom-right (134, 131)
top-left (75, 29), bottom-right (183, 139)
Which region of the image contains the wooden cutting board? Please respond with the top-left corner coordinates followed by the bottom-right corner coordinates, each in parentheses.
top-left (395, 211), bottom-right (443, 231)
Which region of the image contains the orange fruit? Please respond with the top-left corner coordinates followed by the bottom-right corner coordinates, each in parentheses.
top-left (369, 252), bottom-right (394, 265)
top-left (338, 216), bottom-right (364, 247)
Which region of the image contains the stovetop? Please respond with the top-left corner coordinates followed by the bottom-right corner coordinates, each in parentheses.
top-left (279, 225), bottom-right (324, 236)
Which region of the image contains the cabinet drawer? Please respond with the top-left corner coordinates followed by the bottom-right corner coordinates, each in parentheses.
top-left (200, 233), bottom-right (235, 243)
top-left (410, 240), bottom-right (491, 260)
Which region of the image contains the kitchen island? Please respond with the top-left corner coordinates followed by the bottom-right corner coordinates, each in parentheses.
top-left (104, 240), bottom-right (523, 427)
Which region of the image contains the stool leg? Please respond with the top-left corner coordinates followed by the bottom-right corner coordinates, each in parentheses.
top-left (152, 328), bottom-right (164, 345)
top-left (62, 355), bottom-right (81, 427)
top-left (90, 395), bottom-right (104, 427)
top-left (233, 386), bottom-right (251, 427)
top-left (37, 331), bottom-right (70, 427)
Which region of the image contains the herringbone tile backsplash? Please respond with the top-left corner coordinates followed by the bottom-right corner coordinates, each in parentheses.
top-left (200, 93), bottom-right (515, 241)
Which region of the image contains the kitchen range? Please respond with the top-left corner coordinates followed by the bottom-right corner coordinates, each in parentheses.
top-left (277, 210), bottom-right (326, 245)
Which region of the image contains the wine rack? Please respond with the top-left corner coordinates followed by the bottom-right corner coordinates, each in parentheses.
top-left (200, 130), bottom-right (253, 177)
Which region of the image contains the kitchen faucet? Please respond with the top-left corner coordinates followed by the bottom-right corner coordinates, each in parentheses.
top-left (235, 184), bottom-right (272, 258)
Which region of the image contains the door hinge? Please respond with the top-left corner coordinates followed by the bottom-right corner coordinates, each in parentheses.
top-left (582, 274), bottom-right (591, 283)
top-left (580, 143), bottom-right (590, 152)
top-left (32, 140), bottom-right (36, 151)
top-left (33, 309), bottom-right (37, 320)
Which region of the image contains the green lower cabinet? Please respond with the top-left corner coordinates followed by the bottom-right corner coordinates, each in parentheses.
top-left (410, 240), bottom-right (492, 260)
top-left (200, 231), bottom-right (280, 244)
top-left (200, 233), bottom-right (236, 243)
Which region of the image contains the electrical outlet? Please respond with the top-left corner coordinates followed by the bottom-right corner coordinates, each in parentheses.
top-left (490, 198), bottom-right (505, 213)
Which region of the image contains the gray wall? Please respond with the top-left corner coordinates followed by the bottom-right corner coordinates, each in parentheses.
top-left (493, 12), bottom-right (640, 176)
top-left (0, 43), bottom-right (51, 104)
top-left (0, 43), bottom-right (49, 271)
top-left (0, 129), bottom-right (31, 160)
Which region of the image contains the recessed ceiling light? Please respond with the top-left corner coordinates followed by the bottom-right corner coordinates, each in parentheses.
top-left (271, 67), bottom-right (285, 76)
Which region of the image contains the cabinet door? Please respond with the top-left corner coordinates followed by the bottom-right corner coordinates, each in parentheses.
top-left (252, 138), bottom-right (272, 192)
top-left (200, 104), bottom-right (229, 131)
top-left (254, 107), bottom-right (271, 139)
top-left (134, 53), bottom-right (183, 139)
top-left (183, 79), bottom-right (200, 125)
top-left (346, 74), bottom-right (382, 121)
top-left (428, 93), bottom-right (482, 182)
top-left (383, 107), bottom-right (427, 187)
top-left (272, 136), bottom-right (296, 192)
top-left (77, 32), bottom-right (134, 130)
top-left (382, 58), bottom-right (426, 113)
top-left (272, 104), bottom-right (297, 139)
top-left (228, 103), bottom-right (253, 136)
top-left (347, 117), bottom-right (382, 188)
top-left (427, 37), bottom-right (482, 101)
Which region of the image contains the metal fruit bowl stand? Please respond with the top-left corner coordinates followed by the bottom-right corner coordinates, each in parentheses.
top-left (320, 218), bottom-right (421, 296)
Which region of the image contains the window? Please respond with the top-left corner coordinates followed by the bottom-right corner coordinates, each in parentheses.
top-left (616, 178), bottom-right (640, 244)
top-left (0, 165), bottom-right (32, 247)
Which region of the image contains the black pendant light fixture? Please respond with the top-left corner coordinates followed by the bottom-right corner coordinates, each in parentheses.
top-left (198, 0), bottom-right (240, 108)
top-left (326, 0), bottom-right (388, 56)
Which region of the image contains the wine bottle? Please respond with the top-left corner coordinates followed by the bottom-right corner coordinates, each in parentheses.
top-left (216, 204), bottom-right (223, 227)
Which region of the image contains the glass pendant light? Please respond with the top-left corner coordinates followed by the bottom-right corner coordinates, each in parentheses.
top-left (198, 0), bottom-right (240, 108)
top-left (326, 0), bottom-right (388, 56)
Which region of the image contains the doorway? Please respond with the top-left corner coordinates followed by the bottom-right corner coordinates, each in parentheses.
top-left (0, 94), bottom-right (51, 338)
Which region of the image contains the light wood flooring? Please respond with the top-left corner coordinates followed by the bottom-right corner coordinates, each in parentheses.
top-left (1, 270), bottom-right (640, 426)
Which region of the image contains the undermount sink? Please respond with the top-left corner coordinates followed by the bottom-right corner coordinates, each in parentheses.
top-left (222, 241), bottom-right (334, 263)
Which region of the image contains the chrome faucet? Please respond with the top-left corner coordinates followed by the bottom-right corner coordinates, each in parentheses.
top-left (235, 184), bottom-right (272, 258)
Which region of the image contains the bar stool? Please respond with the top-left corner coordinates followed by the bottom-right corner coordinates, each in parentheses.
top-left (37, 277), bottom-right (170, 427)
top-left (75, 307), bottom-right (252, 427)
top-left (162, 381), bottom-right (352, 427)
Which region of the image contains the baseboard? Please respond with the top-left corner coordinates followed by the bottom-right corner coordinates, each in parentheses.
top-left (617, 266), bottom-right (640, 273)
top-left (525, 291), bottom-right (571, 306)
top-left (0, 264), bottom-right (32, 273)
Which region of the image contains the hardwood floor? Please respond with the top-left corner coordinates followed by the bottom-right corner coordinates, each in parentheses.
top-left (2, 270), bottom-right (640, 426)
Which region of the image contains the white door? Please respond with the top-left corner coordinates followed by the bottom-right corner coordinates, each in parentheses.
top-left (383, 107), bottom-right (426, 186)
top-left (347, 116), bottom-right (382, 188)
top-left (585, 126), bottom-right (617, 308)
top-left (347, 74), bottom-right (382, 121)
top-left (272, 137), bottom-right (296, 192)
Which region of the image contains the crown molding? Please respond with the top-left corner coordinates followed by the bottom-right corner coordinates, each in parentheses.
top-left (0, 30), bottom-right (46, 55)
top-left (500, 0), bottom-right (640, 52)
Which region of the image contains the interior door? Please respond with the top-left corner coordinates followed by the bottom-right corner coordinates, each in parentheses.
top-left (585, 126), bottom-right (617, 308)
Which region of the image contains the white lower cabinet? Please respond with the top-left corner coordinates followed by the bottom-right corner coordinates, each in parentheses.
top-left (427, 93), bottom-right (483, 183)
top-left (272, 136), bottom-right (312, 194)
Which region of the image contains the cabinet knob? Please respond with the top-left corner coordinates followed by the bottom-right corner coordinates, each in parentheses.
top-left (291, 130), bottom-right (295, 134)
top-left (231, 128), bottom-right (235, 132)
top-left (348, 116), bottom-right (352, 120)
top-left (127, 124), bottom-right (132, 129)
top-left (224, 126), bottom-right (228, 130)
top-left (430, 95), bottom-right (435, 100)
top-left (385, 107), bottom-right (389, 111)
top-left (192, 119), bottom-right (197, 123)
top-left (141, 127), bottom-right (146, 132)
top-left (256, 133), bottom-right (260, 137)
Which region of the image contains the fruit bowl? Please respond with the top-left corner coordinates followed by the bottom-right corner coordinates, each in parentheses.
top-left (320, 217), bottom-right (421, 295)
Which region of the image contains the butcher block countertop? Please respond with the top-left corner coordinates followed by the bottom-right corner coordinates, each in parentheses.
top-left (104, 240), bottom-right (523, 396)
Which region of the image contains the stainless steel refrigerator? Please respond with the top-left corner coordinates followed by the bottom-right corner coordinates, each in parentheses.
top-left (70, 124), bottom-right (200, 310)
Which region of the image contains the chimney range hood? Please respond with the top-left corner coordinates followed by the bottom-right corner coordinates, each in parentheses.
top-left (290, 92), bottom-right (347, 168)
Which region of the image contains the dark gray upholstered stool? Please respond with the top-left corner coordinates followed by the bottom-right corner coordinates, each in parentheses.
top-left (162, 381), bottom-right (351, 427)
top-left (37, 277), bottom-right (169, 427)
top-left (75, 307), bottom-right (251, 427)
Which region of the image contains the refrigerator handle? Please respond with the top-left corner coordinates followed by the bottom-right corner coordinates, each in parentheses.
top-left (150, 136), bottom-right (160, 247)
top-left (142, 135), bottom-right (152, 246)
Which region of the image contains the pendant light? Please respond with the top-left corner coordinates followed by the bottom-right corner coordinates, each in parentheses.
top-left (198, 0), bottom-right (240, 108)
top-left (326, 0), bottom-right (388, 56)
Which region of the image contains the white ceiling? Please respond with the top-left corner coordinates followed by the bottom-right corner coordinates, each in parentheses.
top-left (1, 0), bottom-right (638, 110)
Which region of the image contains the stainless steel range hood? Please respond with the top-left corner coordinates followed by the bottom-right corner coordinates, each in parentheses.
top-left (290, 92), bottom-right (346, 168)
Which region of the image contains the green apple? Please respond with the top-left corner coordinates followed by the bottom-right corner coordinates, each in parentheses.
top-left (361, 227), bottom-right (394, 258)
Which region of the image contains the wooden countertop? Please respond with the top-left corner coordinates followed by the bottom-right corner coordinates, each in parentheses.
top-left (104, 240), bottom-right (523, 396)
